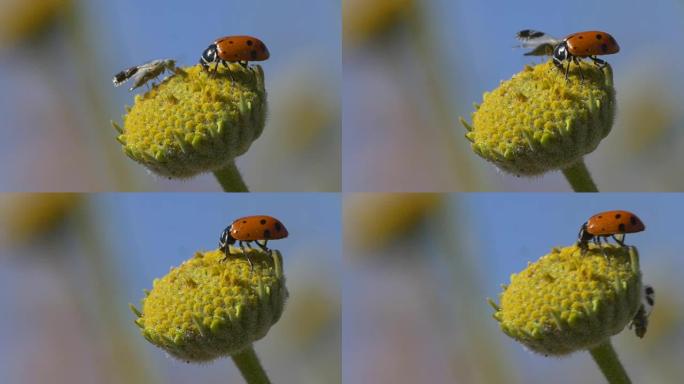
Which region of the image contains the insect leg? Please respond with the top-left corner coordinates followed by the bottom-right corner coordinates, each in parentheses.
top-left (574, 57), bottom-right (584, 83)
top-left (591, 56), bottom-right (607, 69)
top-left (612, 234), bottom-right (626, 247)
top-left (255, 240), bottom-right (269, 251)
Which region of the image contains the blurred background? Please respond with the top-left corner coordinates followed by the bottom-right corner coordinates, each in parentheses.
top-left (344, 193), bottom-right (684, 383)
top-left (0, 0), bottom-right (340, 192)
top-left (343, 0), bottom-right (684, 191)
top-left (0, 193), bottom-right (341, 384)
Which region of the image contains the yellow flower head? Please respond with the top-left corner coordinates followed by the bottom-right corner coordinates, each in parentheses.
top-left (114, 64), bottom-right (267, 178)
top-left (490, 244), bottom-right (641, 356)
top-left (461, 61), bottom-right (615, 176)
top-left (131, 248), bottom-right (287, 362)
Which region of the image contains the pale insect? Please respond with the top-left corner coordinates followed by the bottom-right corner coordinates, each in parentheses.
top-left (515, 29), bottom-right (561, 57)
top-left (112, 59), bottom-right (178, 91)
top-left (630, 284), bottom-right (655, 338)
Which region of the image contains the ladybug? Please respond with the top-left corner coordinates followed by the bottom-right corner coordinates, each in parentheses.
top-left (577, 210), bottom-right (645, 252)
top-left (515, 29), bottom-right (619, 81)
top-left (199, 35), bottom-right (270, 72)
top-left (552, 31), bottom-right (619, 81)
top-left (219, 215), bottom-right (288, 264)
top-left (113, 58), bottom-right (178, 91)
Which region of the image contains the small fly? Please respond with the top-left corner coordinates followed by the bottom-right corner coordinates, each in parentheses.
top-left (112, 59), bottom-right (178, 91)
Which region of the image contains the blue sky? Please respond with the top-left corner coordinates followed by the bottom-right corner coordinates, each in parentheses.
top-left (93, 193), bottom-right (342, 297)
top-left (460, 193), bottom-right (683, 296)
top-left (90, 0), bottom-right (341, 78)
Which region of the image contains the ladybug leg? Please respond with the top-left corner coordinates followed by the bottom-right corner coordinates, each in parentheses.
top-left (255, 240), bottom-right (269, 252)
top-left (563, 60), bottom-right (571, 80)
top-left (612, 234), bottom-right (626, 247)
top-left (574, 57), bottom-right (585, 83)
top-left (591, 56), bottom-right (607, 69)
top-left (239, 241), bottom-right (254, 271)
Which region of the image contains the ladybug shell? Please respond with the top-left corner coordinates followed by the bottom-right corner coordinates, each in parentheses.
top-left (214, 35), bottom-right (270, 62)
top-left (229, 215), bottom-right (288, 241)
top-left (564, 31), bottom-right (619, 57)
top-left (585, 210), bottom-right (644, 236)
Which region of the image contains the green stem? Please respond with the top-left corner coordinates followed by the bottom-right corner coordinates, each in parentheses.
top-left (562, 159), bottom-right (599, 192)
top-left (231, 345), bottom-right (271, 384)
top-left (588, 340), bottom-right (631, 384)
top-left (213, 161), bottom-right (249, 192)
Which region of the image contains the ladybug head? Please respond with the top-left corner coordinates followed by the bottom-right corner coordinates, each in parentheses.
top-left (552, 42), bottom-right (568, 62)
top-left (199, 44), bottom-right (218, 69)
top-left (576, 222), bottom-right (593, 248)
top-left (219, 225), bottom-right (236, 250)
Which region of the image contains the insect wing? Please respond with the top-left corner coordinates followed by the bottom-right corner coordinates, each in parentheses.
top-left (112, 66), bottom-right (140, 87)
top-left (515, 30), bottom-right (560, 56)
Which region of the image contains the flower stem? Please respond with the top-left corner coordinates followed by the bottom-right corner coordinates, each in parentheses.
top-left (213, 161), bottom-right (249, 192)
top-left (589, 340), bottom-right (631, 384)
top-left (231, 345), bottom-right (271, 384)
top-left (562, 159), bottom-right (598, 192)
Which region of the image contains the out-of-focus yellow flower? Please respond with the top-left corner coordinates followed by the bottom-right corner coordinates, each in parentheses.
top-left (344, 193), bottom-right (443, 252)
top-left (343, 0), bottom-right (416, 47)
top-left (0, 0), bottom-right (72, 47)
top-left (619, 86), bottom-right (675, 153)
top-left (0, 193), bottom-right (81, 246)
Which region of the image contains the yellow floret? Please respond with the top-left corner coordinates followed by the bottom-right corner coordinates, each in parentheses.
top-left (132, 248), bottom-right (287, 362)
top-left (491, 244), bottom-right (641, 356)
top-left (114, 64), bottom-right (267, 178)
top-left (462, 61), bottom-right (615, 176)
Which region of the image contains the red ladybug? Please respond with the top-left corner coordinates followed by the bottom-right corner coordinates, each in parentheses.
top-left (552, 31), bottom-right (619, 81)
top-left (199, 35), bottom-right (270, 72)
top-left (577, 210), bottom-right (644, 252)
top-left (219, 215), bottom-right (288, 262)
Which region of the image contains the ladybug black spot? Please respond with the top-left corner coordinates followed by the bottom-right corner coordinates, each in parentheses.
top-left (578, 35), bottom-right (584, 39)
top-left (630, 216), bottom-right (638, 225)
top-left (263, 229), bottom-right (271, 238)
top-left (618, 223), bottom-right (626, 232)
top-left (598, 215), bottom-right (603, 219)
top-left (260, 219), bottom-right (267, 225)
top-left (596, 34), bottom-right (602, 40)
top-left (275, 222), bottom-right (282, 231)
top-left (251, 50), bottom-right (258, 59)
top-left (615, 213), bottom-right (622, 219)
top-left (243, 220), bottom-right (247, 224)
top-left (246, 40), bottom-right (253, 46)
top-left (601, 44), bottom-right (609, 53)
top-left (229, 40), bottom-right (234, 44)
